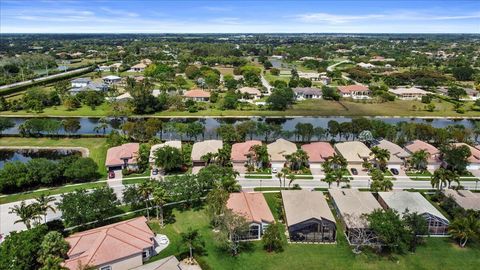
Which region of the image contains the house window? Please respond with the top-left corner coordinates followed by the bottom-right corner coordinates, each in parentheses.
top-left (100, 266), bottom-right (112, 270)
top-left (249, 224), bottom-right (260, 239)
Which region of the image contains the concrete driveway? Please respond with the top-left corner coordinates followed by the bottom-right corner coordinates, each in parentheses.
top-left (347, 165), bottom-right (369, 176)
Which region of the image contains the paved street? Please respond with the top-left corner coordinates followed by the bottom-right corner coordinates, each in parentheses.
top-left (1, 173), bottom-right (478, 238)
top-left (0, 66), bottom-right (91, 91)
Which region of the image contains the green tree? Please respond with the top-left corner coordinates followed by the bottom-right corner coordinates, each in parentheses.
top-left (262, 223), bottom-right (284, 252)
top-left (38, 231), bottom-right (69, 268)
top-left (181, 228), bottom-right (204, 260)
top-left (403, 210), bottom-right (429, 252)
top-left (206, 188), bottom-right (229, 228)
top-left (409, 150), bottom-right (430, 171)
top-left (370, 146), bottom-right (390, 172)
top-left (154, 145), bottom-right (184, 173)
top-left (9, 201), bottom-right (42, 229)
top-left (449, 212), bottom-right (480, 248)
top-left (367, 209), bottom-right (409, 253)
top-left (447, 86), bottom-right (467, 100)
top-left (138, 180), bottom-right (155, 220)
top-left (152, 185), bottom-right (169, 227)
top-left (57, 187), bottom-right (119, 227)
top-left (0, 117), bottom-right (14, 135)
top-left (440, 144), bottom-right (471, 174)
top-left (35, 194), bottom-right (56, 224)
top-left (0, 225), bottom-right (48, 270)
top-left (370, 168), bottom-right (393, 192)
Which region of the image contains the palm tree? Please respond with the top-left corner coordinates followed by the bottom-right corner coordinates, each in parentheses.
top-left (201, 152), bottom-right (216, 166)
top-left (281, 167), bottom-right (290, 188)
top-left (449, 214), bottom-right (480, 247)
top-left (370, 146), bottom-right (390, 172)
top-left (431, 168), bottom-right (449, 190)
top-left (152, 186), bottom-right (169, 227)
top-left (35, 194), bottom-right (56, 224)
top-left (138, 180), bottom-right (155, 220)
top-left (333, 169), bottom-right (345, 187)
top-left (9, 201), bottom-right (41, 229)
top-left (276, 172), bottom-right (283, 189)
top-left (287, 174), bottom-right (296, 188)
top-left (323, 172), bottom-right (335, 188)
top-left (93, 117), bottom-right (109, 134)
top-left (409, 150), bottom-right (430, 172)
top-left (181, 228), bottom-right (203, 260)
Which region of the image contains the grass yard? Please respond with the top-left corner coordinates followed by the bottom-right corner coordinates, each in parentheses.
top-left (0, 137), bottom-right (109, 176)
top-left (245, 175), bottom-right (272, 179)
top-left (0, 98), bottom-right (477, 117)
top-left (148, 198), bottom-right (480, 270)
top-left (0, 181), bottom-right (107, 204)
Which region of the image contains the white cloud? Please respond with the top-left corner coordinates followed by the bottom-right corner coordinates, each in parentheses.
top-left (295, 13), bottom-right (385, 24)
top-left (100, 7), bottom-right (139, 17)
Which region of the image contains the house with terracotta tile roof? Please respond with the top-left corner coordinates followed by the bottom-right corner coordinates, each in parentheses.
top-left (404, 140), bottom-right (442, 170)
top-left (337, 85), bottom-right (371, 99)
top-left (105, 143), bottom-right (140, 171)
top-left (378, 191), bottom-right (449, 236)
top-left (443, 190), bottom-right (480, 211)
top-left (334, 141), bottom-right (371, 164)
top-left (183, 89), bottom-right (211, 102)
top-left (329, 189), bottom-right (382, 245)
top-left (238, 87), bottom-right (262, 99)
top-left (64, 216), bottom-right (156, 270)
top-left (372, 139), bottom-right (410, 169)
top-left (301, 142), bottom-right (335, 165)
top-left (231, 140), bottom-right (262, 172)
top-left (191, 140), bottom-right (223, 166)
top-left (452, 143), bottom-right (480, 170)
top-left (226, 192), bottom-right (275, 240)
top-left (267, 138), bottom-right (297, 169)
top-left (131, 63), bottom-right (147, 72)
top-left (282, 190), bottom-right (336, 243)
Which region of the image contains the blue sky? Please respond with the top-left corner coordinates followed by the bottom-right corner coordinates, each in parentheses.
top-left (1, 0), bottom-right (479, 33)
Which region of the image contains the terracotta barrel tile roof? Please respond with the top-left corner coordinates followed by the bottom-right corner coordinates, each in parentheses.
top-left (184, 89), bottom-right (211, 98)
top-left (231, 140), bottom-right (262, 162)
top-left (64, 217), bottom-right (154, 269)
top-left (227, 192), bottom-right (274, 224)
top-left (105, 143), bottom-right (140, 167)
top-left (301, 142), bottom-right (335, 163)
top-left (337, 85), bottom-right (369, 93)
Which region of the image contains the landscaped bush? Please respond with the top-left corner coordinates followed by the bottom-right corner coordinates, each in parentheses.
top-left (0, 156), bottom-right (99, 194)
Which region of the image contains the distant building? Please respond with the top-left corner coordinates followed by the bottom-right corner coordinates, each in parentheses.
top-left (293, 87), bottom-right (322, 100)
top-left (357, 62), bottom-right (376, 69)
top-left (389, 87), bottom-right (429, 100)
top-left (337, 85), bottom-right (371, 99)
top-left (183, 89), bottom-right (210, 102)
top-left (131, 63), bottom-right (147, 72)
top-left (69, 78), bottom-right (107, 95)
top-left (238, 87), bottom-right (262, 99)
top-left (103, 75), bottom-right (122, 85)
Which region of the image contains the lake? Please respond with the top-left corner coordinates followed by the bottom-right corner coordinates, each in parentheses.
top-left (0, 148), bottom-right (82, 168)
top-left (1, 116), bottom-right (478, 141)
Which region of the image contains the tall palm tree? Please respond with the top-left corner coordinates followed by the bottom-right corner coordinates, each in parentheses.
top-left (152, 186), bottom-right (169, 227)
top-left (201, 152), bottom-right (216, 166)
top-left (138, 180), bottom-right (155, 220)
top-left (93, 117), bottom-right (109, 134)
top-left (333, 169), bottom-right (345, 187)
top-left (281, 167), bottom-right (290, 188)
top-left (370, 146), bottom-right (390, 172)
top-left (9, 201), bottom-right (41, 229)
top-left (35, 194), bottom-right (56, 224)
top-left (449, 214), bottom-right (480, 247)
top-left (323, 172), bottom-right (336, 188)
top-left (409, 150), bottom-right (430, 172)
top-left (431, 168), bottom-right (449, 190)
top-left (276, 172), bottom-right (283, 189)
top-left (287, 174), bottom-right (296, 188)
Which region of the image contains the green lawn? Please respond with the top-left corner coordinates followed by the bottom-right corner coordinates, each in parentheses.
top-left (0, 181), bottom-right (107, 204)
top-left (0, 137), bottom-right (109, 176)
top-left (0, 98), bottom-right (477, 117)
top-left (122, 178), bottom-right (149, 185)
top-left (245, 175), bottom-right (272, 179)
top-left (148, 199), bottom-right (480, 270)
